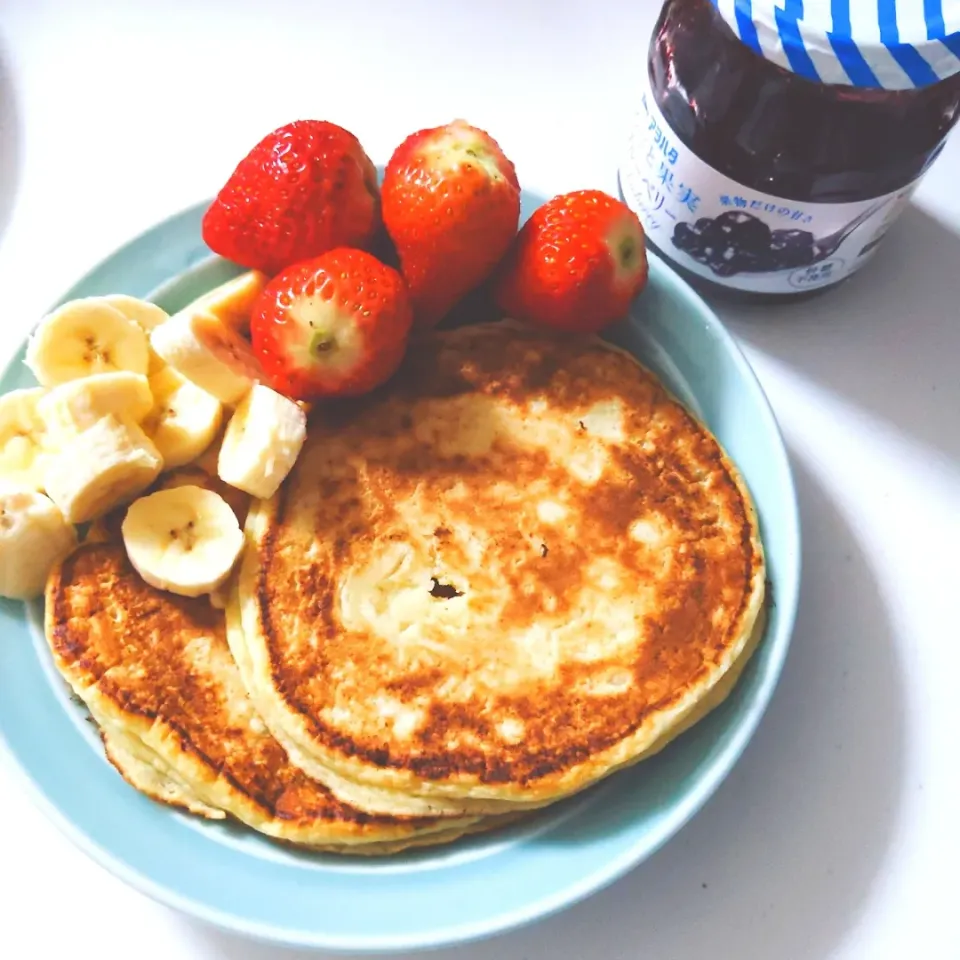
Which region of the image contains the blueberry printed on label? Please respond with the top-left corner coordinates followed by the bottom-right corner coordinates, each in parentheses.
top-left (671, 211), bottom-right (849, 277)
top-left (769, 229), bottom-right (816, 269)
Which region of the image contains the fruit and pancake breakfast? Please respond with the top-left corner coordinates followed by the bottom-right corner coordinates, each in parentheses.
top-left (1, 118), bottom-right (765, 854)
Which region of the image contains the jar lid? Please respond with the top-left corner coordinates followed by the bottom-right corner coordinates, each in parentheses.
top-left (714, 0), bottom-right (960, 90)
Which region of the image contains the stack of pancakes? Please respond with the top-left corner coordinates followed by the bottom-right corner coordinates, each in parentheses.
top-left (45, 321), bottom-right (765, 855)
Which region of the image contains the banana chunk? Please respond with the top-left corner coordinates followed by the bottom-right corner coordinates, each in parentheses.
top-left (26, 298), bottom-right (149, 386)
top-left (103, 295), bottom-right (170, 375)
top-left (157, 465), bottom-right (251, 528)
top-left (0, 388), bottom-right (53, 492)
top-left (192, 430), bottom-right (224, 477)
top-left (102, 295), bottom-right (169, 333)
top-left (143, 367), bottom-right (222, 469)
top-left (150, 309), bottom-right (263, 404)
top-left (121, 485), bottom-right (244, 597)
top-left (38, 372), bottom-right (153, 442)
top-left (44, 415), bottom-right (163, 523)
top-left (0, 489), bottom-right (76, 599)
top-left (185, 270), bottom-right (268, 336)
top-left (217, 384), bottom-right (306, 500)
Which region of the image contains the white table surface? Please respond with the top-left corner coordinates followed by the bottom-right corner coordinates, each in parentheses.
top-left (0, 1), bottom-right (957, 957)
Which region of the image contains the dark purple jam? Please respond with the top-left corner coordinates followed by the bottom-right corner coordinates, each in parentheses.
top-left (650, 0), bottom-right (960, 204)
top-left (620, 0), bottom-right (960, 297)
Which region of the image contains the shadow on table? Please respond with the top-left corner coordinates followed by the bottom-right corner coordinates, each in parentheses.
top-left (716, 204), bottom-right (960, 470)
top-left (0, 34), bottom-right (21, 250)
top-left (181, 450), bottom-right (907, 959)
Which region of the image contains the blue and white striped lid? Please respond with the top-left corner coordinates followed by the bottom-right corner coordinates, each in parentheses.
top-left (712, 0), bottom-right (960, 89)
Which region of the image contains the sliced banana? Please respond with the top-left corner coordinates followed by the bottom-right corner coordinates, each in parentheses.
top-left (208, 587), bottom-right (229, 610)
top-left (185, 271), bottom-right (268, 336)
top-left (217, 384), bottom-right (307, 499)
top-left (143, 367), bottom-right (222, 469)
top-left (103, 294), bottom-right (170, 375)
top-left (43, 415), bottom-right (163, 523)
top-left (0, 388), bottom-right (53, 492)
top-left (157, 465), bottom-right (251, 528)
top-left (150, 309), bottom-right (262, 404)
top-left (102, 295), bottom-right (169, 333)
top-left (26, 298), bottom-right (149, 386)
top-left (0, 488), bottom-right (77, 599)
top-left (121, 485), bottom-right (244, 597)
top-left (38, 372), bottom-right (153, 442)
top-left (192, 431), bottom-right (223, 477)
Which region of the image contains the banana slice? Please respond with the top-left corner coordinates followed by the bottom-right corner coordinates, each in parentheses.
top-left (0, 388), bottom-right (53, 491)
top-left (44, 415), bottom-right (163, 523)
top-left (208, 588), bottom-right (229, 610)
top-left (26, 298), bottom-right (149, 386)
top-left (185, 271), bottom-right (268, 336)
top-left (102, 295), bottom-right (169, 333)
top-left (38, 372), bottom-right (153, 442)
top-left (121, 485), bottom-right (244, 597)
top-left (103, 295), bottom-right (170, 375)
top-left (0, 488), bottom-right (77, 599)
top-left (143, 367), bottom-right (222, 469)
top-left (150, 309), bottom-right (263, 404)
top-left (157, 465), bottom-right (251, 528)
top-left (217, 384), bottom-right (307, 499)
top-left (192, 430), bottom-right (223, 477)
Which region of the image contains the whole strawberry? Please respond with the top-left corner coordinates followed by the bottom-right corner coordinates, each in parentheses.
top-left (202, 120), bottom-right (380, 276)
top-left (495, 190), bottom-right (649, 333)
top-left (249, 248), bottom-right (413, 400)
top-left (382, 119), bottom-right (520, 328)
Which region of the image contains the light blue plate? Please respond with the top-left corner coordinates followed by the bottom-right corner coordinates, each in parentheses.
top-left (0, 197), bottom-right (800, 953)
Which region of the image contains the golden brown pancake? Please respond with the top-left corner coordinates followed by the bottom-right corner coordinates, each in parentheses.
top-left (44, 537), bottom-right (514, 852)
top-left (237, 320), bottom-right (766, 814)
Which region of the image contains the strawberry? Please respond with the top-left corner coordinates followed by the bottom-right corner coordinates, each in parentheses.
top-left (202, 120), bottom-right (380, 276)
top-left (382, 119), bottom-right (520, 328)
top-left (249, 248), bottom-right (413, 400)
top-left (494, 190), bottom-right (649, 333)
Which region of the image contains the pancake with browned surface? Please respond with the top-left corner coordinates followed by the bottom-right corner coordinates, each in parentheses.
top-left (236, 320), bottom-right (766, 815)
top-left (44, 536), bottom-right (512, 852)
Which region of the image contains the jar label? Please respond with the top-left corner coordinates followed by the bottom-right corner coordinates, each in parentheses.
top-left (619, 75), bottom-right (919, 294)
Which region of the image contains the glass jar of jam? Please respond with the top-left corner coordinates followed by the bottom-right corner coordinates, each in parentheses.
top-left (619, 0), bottom-right (960, 296)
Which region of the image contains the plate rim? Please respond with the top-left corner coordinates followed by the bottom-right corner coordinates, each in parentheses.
top-left (0, 199), bottom-right (801, 953)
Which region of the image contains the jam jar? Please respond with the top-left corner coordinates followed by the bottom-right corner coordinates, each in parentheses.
top-left (619, 0), bottom-right (960, 296)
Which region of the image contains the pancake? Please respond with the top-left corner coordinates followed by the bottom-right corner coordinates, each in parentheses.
top-left (44, 535), bottom-right (514, 853)
top-left (236, 320), bottom-right (766, 815)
